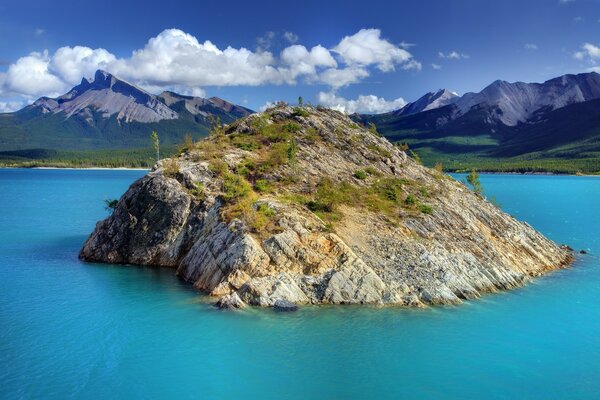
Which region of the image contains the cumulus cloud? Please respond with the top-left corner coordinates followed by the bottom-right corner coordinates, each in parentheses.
top-left (280, 44), bottom-right (337, 82)
top-left (283, 32), bottom-right (299, 44)
top-left (256, 31), bottom-right (276, 51)
top-left (0, 28), bottom-right (420, 104)
top-left (438, 51), bottom-right (469, 60)
top-left (431, 63), bottom-right (441, 70)
top-left (574, 43), bottom-right (600, 60)
top-left (333, 29), bottom-right (414, 72)
top-left (317, 91), bottom-right (406, 114)
top-left (2, 51), bottom-right (65, 97)
top-left (318, 67), bottom-right (370, 88)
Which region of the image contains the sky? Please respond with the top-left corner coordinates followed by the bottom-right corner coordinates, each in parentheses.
top-left (0, 0), bottom-right (600, 113)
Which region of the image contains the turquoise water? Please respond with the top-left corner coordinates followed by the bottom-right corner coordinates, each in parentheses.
top-left (1, 169), bottom-right (599, 399)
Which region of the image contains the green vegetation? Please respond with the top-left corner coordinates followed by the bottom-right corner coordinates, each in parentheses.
top-left (104, 199), bottom-right (118, 213)
top-left (0, 146), bottom-right (183, 168)
top-left (367, 144), bottom-right (392, 159)
top-left (364, 166), bottom-right (382, 177)
top-left (163, 158), bottom-right (180, 178)
top-left (292, 107), bottom-right (309, 117)
top-left (419, 204), bottom-right (434, 214)
top-left (354, 170), bottom-right (367, 180)
top-left (151, 131), bottom-right (160, 162)
top-left (466, 169), bottom-right (482, 194)
top-left (368, 122), bottom-right (380, 136)
top-left (409, 150), bottom-right (422, 165)
top-left (301, 176), bottom-right (433, 224)
top-left (189, 182), bottom-right (206, 201)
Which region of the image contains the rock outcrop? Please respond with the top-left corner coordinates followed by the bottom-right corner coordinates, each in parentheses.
top-left (80, 105), bottom-right (573, 308)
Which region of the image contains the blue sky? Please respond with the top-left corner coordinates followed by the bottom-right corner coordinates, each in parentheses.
top-left (1, 0), bottom-right (599, 113)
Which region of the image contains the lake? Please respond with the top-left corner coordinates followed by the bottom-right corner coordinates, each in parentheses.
top-left (1, 169), bottom-right (599, 399)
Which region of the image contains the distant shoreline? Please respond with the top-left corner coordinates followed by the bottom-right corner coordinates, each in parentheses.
top-left (0, 166), bottom-right (150, 171)
top-left (32, 166), bottom-right (150, 171)
top-left (452, 171), bottom-right (600, 177)
top-left (1, 165), bottom-right (597, 176)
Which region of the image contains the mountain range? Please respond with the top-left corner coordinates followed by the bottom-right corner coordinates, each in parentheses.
top-left (2, 69), bottom-right (600, 172)
top-left (0, 70), bottom-right (252, 154)
top-left (355, 72), bottom-right (600, 173)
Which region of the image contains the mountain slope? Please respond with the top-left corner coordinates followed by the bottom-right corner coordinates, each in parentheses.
top-left (0, 70), bottom-right (252, 152)
top-left (354, 72), bottom-right (600, 173)
top-left (396, 88), bottom-right (458, 116)
top-left (80, 105), bottom-right (572, 308)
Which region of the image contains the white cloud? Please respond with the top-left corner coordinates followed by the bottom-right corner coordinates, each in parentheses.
top-left (318, 67), bottom-right (370, 88)
top-left (574, 42), bottom-right (600, 61)
top-left (524, 43), bottom-right (538, 50)
top-left (0, 100), bottom-right (25, 113)
top-left (559, 0), bottom-right (575, 4)
top-left (259, 101), bottom-right (277, 112)
top-left (588, 66), bottom-right (600, 73)
top-left (333, 28), bottom-right (415, 72)
top-left (438, 51), bottom-right (470, 60)
top-left (2, 51), bottom-right (65, 97)
top-left (0, 28), bottom-right (420, 104)
top-left (402, 59), bottom-right (422, 71)
top-left (35, 28), bottom-right (45, 35)
top-left (50, 46), bottom-right (117, 84)
top-left (573, 16), bottom-right (584, 23)
top-left (280, 44), bottom-right (337, 81)
top-left (431, 63), bottom-right (441, 70)
top-left (317, 91), bottom-right (406, 114)
top-left (399, 41), bottom-right (416, 49)
top-left (256, 31), bottom-right (276, 51)
top-left (283, 32), bottom-right (299, 44)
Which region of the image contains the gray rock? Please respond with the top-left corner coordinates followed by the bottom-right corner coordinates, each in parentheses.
top-left (215, 293), bottom-right (246, 310)
top-left (273, 299), bottom-right (298, 312)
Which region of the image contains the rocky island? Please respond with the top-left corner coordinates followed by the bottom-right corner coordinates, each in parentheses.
top-left (80, 105), bottom-right (573, 308)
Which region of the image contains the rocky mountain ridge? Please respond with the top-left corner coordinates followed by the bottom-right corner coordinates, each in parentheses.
top-left (0, 70), bottom-right (252, 152)
top-left (352, 72), bottom-right (600, 169)
top-left (80, 105), bottom-right (573, 308)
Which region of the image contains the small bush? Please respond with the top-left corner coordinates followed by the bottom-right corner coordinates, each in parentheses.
top-left (292, 107), bottom-right (309, 117)
top-left (372, 178), bottom-right (404, 202)
top-left (179, 134), bottom-right (194, 154)
top-left (466, 169), bottom-right (483, 194)
top-left (404, 194), bottom-right (417, 206)
top-left (104, 199), bottom-right (118, 213)
top-left (232, 135), bottom-right (261, 151)
top-left (189, 182), bottom-right (206, 202)
top-left (222, 172), bottom-right (252, 201)
top-left (365, 166), bottom-right (382, 177)
top-left (254, 179), bottom-right (273, 193)
top-left (409, 150), bottom-right (422, 165)
top-left (209, 159), bottom-right (228, 176)
top-left (395, 142), bottom-right (409, 152)
top-left (283, 122), bottom-right (300, 133)
top-left (368, 122), bottom-right (380, 136)
top-left (419, 204), bottom-right (434, 214)
top-left (354, 170), bottom-right (367, 180)
top-left (163, 159), bottom-right (180, 178)
top-left (367, 144), bottom-right (392, 159)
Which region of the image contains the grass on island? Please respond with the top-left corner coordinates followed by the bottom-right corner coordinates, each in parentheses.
top-left (167, 109), bottom-right (437, 235)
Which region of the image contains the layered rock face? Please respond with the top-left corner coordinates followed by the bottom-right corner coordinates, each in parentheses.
top-left (80, 105), bottom-right (573, 307)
